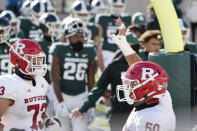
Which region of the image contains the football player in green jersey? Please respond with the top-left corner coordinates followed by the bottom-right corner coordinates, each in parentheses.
top-left (95, 0), bottom-right (132, 68)
top-left (19, 0), bottom-right (44, 39)
top-left (0, 10), bottom-right (24, 43)
top-left (71, 0), bottom-right (104, 71)
top-left (0, 16), bottom-right (12, 75)
top-left (35, 12), bottom-right (61, 117)
top-left (90, 0), bottom-right (108, 23)
top-left (50, 18), bottom-right (97, 131)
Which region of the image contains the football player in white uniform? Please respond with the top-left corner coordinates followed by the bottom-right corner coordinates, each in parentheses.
top-left (0, 39), bottom-right (61, 131)
top-left (112, 18), bottom-right (176, 131)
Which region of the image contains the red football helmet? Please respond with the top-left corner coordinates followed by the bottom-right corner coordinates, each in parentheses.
top-left (9, 39), bottom-right (47, 76)
top-left (117, 61), bottom-right (168, 105)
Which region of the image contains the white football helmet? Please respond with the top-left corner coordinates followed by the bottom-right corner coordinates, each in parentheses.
top-left (0, 16), bottom-right (11, 44)
top-left (39, 12), bottom-right (61, 37)
top-left (21, 0), bottom-right (33, 17)
top-left (71, 0), bottom-right (91, 22)
top-left (42, 0), bottom-right (55, 12)
top-left (91, 0), bottom-right (107, 14)
top-left (30, 0), bottom-right (45, 26)
top-left (109, 0), bottom-right (125, 17)
top-left (0, 10), bottom-right (19, 37)
top-left (64, 17), bottom-right (88, 39)
top-left (43, 117), bottom-right (61, 131)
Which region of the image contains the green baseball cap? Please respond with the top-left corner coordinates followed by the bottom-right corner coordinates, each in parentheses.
top-left (132, 12), bottom-right (146, 25)
top-left (126, 32), bottom-right (139, 45)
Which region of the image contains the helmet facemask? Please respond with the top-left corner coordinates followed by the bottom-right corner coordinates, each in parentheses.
top-left (46, 22), bottom-right (61, 38)
top-left (64, 19), bottom-right (88, 41)
top-left (24, 53), bottom-right (47, 76)
top-left (10, 20), bottom-right (19, 36)
top-left (117, 72), bottom-right (160, 105)
top-left (0, 26), bottom-right (10, 44)
top-left (16, 52), bottom-right (47, 76)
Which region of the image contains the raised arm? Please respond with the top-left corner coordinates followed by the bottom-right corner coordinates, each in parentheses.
top-left (112, 18), bottom-right (142, 66)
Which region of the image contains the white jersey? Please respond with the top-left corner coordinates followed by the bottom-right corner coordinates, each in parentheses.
top-left (122, 91), bottom-right (176, 131)
top-left (0, 74), bottom-right (48, 131)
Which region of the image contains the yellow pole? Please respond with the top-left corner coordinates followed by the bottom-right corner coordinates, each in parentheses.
top-left (150, 0), bottom-right (184, 53)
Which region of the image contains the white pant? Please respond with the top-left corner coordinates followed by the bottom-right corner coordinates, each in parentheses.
top-left (55, 92), bottom-right (87, 131)
top-left (46, 84), bottom-right (55, 117)
top-left (102, 50), bottom-right (115, 69)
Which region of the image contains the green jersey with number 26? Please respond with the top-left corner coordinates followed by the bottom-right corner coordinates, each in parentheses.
top-left (49, 42), bottom-right (97, 95)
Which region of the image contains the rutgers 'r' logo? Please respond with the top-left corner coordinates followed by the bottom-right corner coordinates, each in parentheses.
top-left (14, 43), bottom-right (25, 55)
top-left (141, 68), bottom-right (155, 80)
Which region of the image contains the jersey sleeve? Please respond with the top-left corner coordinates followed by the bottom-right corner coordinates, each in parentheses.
top-left (79, 62), bottom-right (114, 113)
top-left (49, 43), bottom-right (60, 58)
top-left (0, 77), bottom-right (17, 101)
top-left (95, 14), bottom-right (105, 26)
top-left (92, 25), bottom-right (99, 38)
top-left (88, 44), bottom-right (97, 62)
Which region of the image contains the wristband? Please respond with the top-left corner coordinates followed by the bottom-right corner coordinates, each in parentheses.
top-left (119, 23), bottom-right (125, 30)
top-left (112, 35), bottom-right (135, 56)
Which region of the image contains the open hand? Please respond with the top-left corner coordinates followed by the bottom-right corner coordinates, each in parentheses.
top-left (117, 17), bottom-right (126, 36)
top-left (70, 109), bottom-right (84, 119)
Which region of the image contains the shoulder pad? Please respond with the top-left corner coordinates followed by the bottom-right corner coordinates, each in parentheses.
top-left (35, 76), bottom-right (48, 88)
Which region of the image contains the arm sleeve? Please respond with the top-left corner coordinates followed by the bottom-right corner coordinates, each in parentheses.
top-left (49, 43), bottom-right (59, 58)
top-left (89, 45), bottom-right (97, 62)
top-left (79, 63), bottom-right (113, 113)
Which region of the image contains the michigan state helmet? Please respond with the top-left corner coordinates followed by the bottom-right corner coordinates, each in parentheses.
top-left (109, 0), bottom-right (125, 17)
top-left (30, 0), bottom-right (45, 26)
top-left (71, 0), bottom-right (91, 22)
top-left (64, 17), bottom-right (87, 38)
top-left (0, 10), bottom-right (19, 37)
top-left (42, 0), bottom-right (55, 13)
top-left (91, 0), bottom-right (107, 14)
top-left (20, 0), bottom-right (33, 16)
top-left (39, 12), bottom-right (61, 37)
top-left (0, 16), bottom-right (10, 44)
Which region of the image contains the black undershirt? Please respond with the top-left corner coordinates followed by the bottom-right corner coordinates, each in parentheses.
top-left (15, 69), bottom-right (36, 86)
top-left (134, 98), bottom-right (159, 111)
